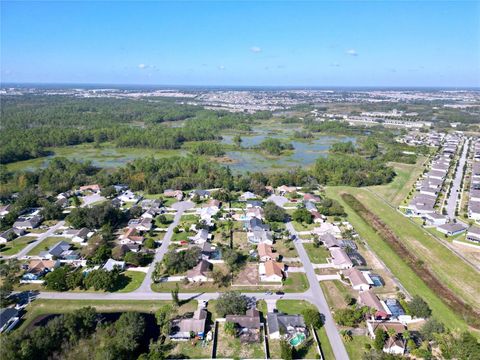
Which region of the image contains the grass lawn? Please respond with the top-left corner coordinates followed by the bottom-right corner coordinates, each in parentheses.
top-left (291, 221), bottom-right (317, 232)
top-left (303, 243), bottom-right (330, 263)
top-left (18, 299), bottom-right (197, 332)
top-left (116, 271), bottom-right (146, 293)
top-left (344, 335), bottom-right (371, 360)
top-left (370, 157), bottom-right (427, 207)
top-left (276, 300), bottom-right (316, 314)
top-left (283, 273), bottom-right (309, 293)
top-left (273, 239), bottom-right (298, 258)
top-left (0, 236), bottom-right (36, 256)
top-left (216, 322), bottom-right (265, 359)
top-left (168, 338), bottom-right (213, 359)
top-left (317, 327), bottom-right (335, 360)
top-left (27, 237), bottom-right (71, 256)
top-left (326, 187), bottom-right (474, 331)
top-left (171, 231), bottom-right (190, 242)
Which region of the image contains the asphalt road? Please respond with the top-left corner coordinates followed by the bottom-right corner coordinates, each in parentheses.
top-left (6, 220), bottom-right (66, 260)
top-left (135, 201), bottom-right (195, 293)
top-left (445, 138), bottom-right (469, 219)
top-left (286, 221), bottom-right (350, 360)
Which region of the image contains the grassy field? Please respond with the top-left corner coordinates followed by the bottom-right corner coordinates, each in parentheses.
top-left (0, 236), bottom-right (36, 256)
top-left (370, 157), bottom-right (427, 206)
top-left (168, 338), bottom-right (213, 359)
top-left (291, 221), bottom-right (317, 232)
top-left (117, 271), bottom-right (146, 293)
top-left (17, 299), bottom-right (197, 332)
top-left (317, 327), bottom-right (335, 360)
top-left (27, 237), bottom-right (71, 256)
top-left (326, 187), bottom-right (475, 331)
top-left (303, 243), bottom-right (330, 263)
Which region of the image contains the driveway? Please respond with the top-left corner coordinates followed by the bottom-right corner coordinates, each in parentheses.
top-left (135, 201), bottom-right (195, 293)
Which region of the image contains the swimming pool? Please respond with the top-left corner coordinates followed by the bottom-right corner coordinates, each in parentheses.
top-left (289, 333), bottom-right (306, 346)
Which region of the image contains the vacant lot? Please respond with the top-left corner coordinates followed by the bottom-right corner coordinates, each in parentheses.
top-left (116, 271), bottom-right (146, 293)
top-left (303, 244), bottom-right (330, 263)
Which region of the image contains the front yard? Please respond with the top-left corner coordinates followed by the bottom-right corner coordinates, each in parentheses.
top-left (0, 236), bottom-right (36, 256)
top-left (27, 237), bottom-right (72, 256)
top-left (303, 244), bottom-right (330, 263)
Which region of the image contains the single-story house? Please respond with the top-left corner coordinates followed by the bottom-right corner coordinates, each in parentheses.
top-left (320, 233), bottom-right (339, 248)
top-left (64, 228), bottom-right (91, 243)
top-left (328, 247), bottom-right (353, 269)
top-left (258, 243), bottom-right (274, 261)
top-left (303, 194), bottom-right (321, 203)
top-left (190, 229), bottom-right (211, 245)
top-left (248, 228), bottom-right (273, 245)
top-left (27, 259), bottom-right (59, 277)
top-left (187, 260), bottom-right (211, 282)
top-left (13, 215), bottom-right (43, 230)
top-left (103, 258), bottom-right (126, 272)
top-left (225, 308), bottom-right (261, 343)
top-left (259, 260), bottom-right (284, 282)
top-left (79, 184), bottom-right (101, 193)
top-left (359, 290), bottom-right (386, 314)
top-left (276, 185), bottom-right (296, 195)
top-left (267, 312), bottom-right (307, 339)
top-left (423, 212), bottom-right (448, 226)
top-left (466, 226), bottom-right (480, 244)
top-left (170, 308), bottom-right (208, 340)
top-left (0, 308), bottom-right (20, 333)
top-left (342, 268), bottom-right (370, 291)
top-left (39, 241), bottom-right (78, 260)
top-left (164, 189), bottom-right (184, 200)
top-left (366, 320), bottom-right (405, 339)
top-left (383, 337), bottom-right (406, 355)
top-left (240, 191), bottom-right (257, 201)
top-left (190, 190), bottom-right (210, 199)
top-left (119, 228), bottom-right (145, 245)
top-left (436, 222), bottom-right (468, 236)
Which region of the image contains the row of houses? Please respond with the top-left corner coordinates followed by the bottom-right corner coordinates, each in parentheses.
top-left (468, 139), bottom-right (480, 223)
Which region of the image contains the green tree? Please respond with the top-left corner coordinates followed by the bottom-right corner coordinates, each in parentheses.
top-left (292, 207), bottom-right (313, 224)
top-left (215, 291), bottom-right (248, 317)
top-left (301, 309), bottom-right (324, 329)
top-left (45, 266), bottom-right (70, 291)
top-left (171, 283), bottom-right (180, 306)
top-left (224, 321), bottom-right (236, 337)
top-left (373, 329), bottom-right (387, 350)
top-left (408, 296), bottom-right (431, 318)
top-left (280, 339), bottom-right (293, 360)
top-left (264, 202), bottom-right (286, 222)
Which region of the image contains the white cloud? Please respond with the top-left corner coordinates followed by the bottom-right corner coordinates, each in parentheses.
top-left (218, 65), bottom-right (226, 71)
top-left (346, 49), bottom-right (358, 56)
top-left (138, 64), bottom-right (147, 69)
top-left (250, 46), bottom-right (262, 53)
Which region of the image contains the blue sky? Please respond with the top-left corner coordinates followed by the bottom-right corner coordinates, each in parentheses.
top-left (1, 1), bottom-right (479, 87)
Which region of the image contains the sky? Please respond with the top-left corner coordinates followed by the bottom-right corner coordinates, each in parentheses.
top-left (1, 1), bottom-right (479, 87)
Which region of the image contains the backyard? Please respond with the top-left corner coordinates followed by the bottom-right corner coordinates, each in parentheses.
top-left (215, 322), bottom-right (265, 359)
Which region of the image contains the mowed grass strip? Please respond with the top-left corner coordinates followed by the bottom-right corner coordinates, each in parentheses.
top-left (341, 191), bottom-right (480, 330)
top-left (325, 188), bottom-right (471, 331)
top-left (351, 189), bottom-right (479, 310)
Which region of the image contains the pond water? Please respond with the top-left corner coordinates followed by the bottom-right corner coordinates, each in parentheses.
top-left (28, 312), bottom-right (159, 354)
top-left (222, 134), bottom-right (356, 173)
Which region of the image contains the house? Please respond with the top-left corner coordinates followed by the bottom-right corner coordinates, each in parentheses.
top-left (276, 185), bottom-right (296, 195)
top-left (342, 268), bottom-right (370, 291)
top-left (39, 241), bottom-right (78, 260)
top-left (119, 228), bottom-right (145, 245)
top-left (127, 218), bottom-right (152, 232)
top-left (310, 211), bottom-right (323, 223)
top-left (329, 247), bottom-right (353, 269)
top-left (200, 242), bottom-right (215, 260)
top-left (366, 320), bottom-right (406, 339)
top-left (103, 258), bottom-right (126, 272)
top-left (141, 208), bottom-right (159, 220)
top-left (267, 313), bottom-right (307, 340)
top-left (117, 190), bottom-right (141, 204)
top-left (170, 309), bottom-right (208, 340)
top-left (79, 184), bottom-right (101, 193)
top-left (225, 309), bottom-right (261, 343)
top-left (423, 212), bottom-right (448, 226)
top-left (205, 199), bottom-right (221, 209)
top-left (359, 290), bottom-right (386, 313)
top-left (468, 201), bottom-right (480, 221)
top-left (0, 229), bottom-right (17, 244)
top-left (27, 259), bottom-right (59, 277)
top-left (55, 197), bottom-right (69, 208)
top-left (259, 260), bottom-right (284, 282)
top-left (466, 226), bottom-right (480, 244)
top-left (190, 190), bottom-right (210, 200)
top-left (436, 222), bottom-right (467, 236)
top-left (245, 217), bottom-right (269, 232)
top-left (190, 229), bottom-right (210, 245)
top-left (240, 191), bottom-right (257, 201)
top-left (312, 222), bottom-right (341, 237)
top-left (187, 260), bottom-right (211, 282)
top-left (246, 200), bottom-right (263, 208)
top-left (246, 207), bottom-right (264, 220)
top-left (383, 337), bottom-right (406, 355)
top-left (163, 189), bottom-right (183, 201)
top-left (320, 233), bottom-right (339, 248)
top-left (0, 204), bottom-right (12, 217)
top-left (13, 215), bottom-right (42, 230)
top-left (304, 201), bottom-right (317, 212)
top-left (258, 243), bottom-right (274, 261)
top-left (303, 194), bottom-right (321, 203)
top-left (0, 308), bottom-right (20, 333)
top-left (248, 228), bottom-right (273, 245)
top-left (64, 228), bottom-right (91, 243)
top-left (408, 194), bottom-right (436, 215)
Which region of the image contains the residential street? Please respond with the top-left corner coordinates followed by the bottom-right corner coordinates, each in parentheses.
top-left (6, 221), bottom-right (65, 260)
top-left (446, 138), bottom-right (469, 219)
top-left (135, 201), bottom-right (195, 293)
top-left (286, 221), bottom-right (350, 360)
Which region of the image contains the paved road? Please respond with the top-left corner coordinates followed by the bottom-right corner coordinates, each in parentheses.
top-left (5, 221), bottom-right (66, 259)
top-left (286, 222), bottom-right (349, 360)
top-left (446, 138), bottom-right (469, 219)
top-left (135, 201), bottom-right (195, 293)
